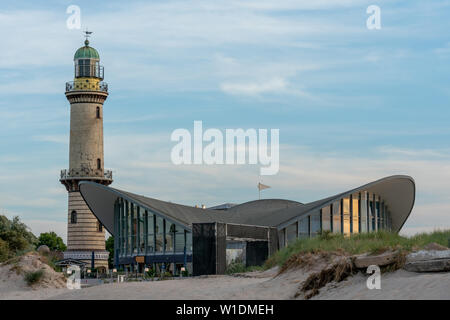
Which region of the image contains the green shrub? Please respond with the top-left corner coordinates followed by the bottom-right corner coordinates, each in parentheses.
top-left (0, 238), bottom-right (10, 262)
top-left (24, 269), bottom-right (44, 286)
top-left (225, 262), bottom-right (264, 274)
top-left (181, 269), bottom-right (189, 277)
top-left (0, 215), bottom-right (37, 261)
top-left (226, 262), bottom-right (246, 274)
top-left (146, 268), bottom-right (156, 278)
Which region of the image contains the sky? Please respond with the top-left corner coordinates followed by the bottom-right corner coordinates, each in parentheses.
top-left (0, 0), bottom-right (450, 242)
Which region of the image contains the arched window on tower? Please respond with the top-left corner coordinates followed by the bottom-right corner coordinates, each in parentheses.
top-left (97, 158), bottom-right (101, 170)
top-left (96, 106), bottom-right (100, 119)
top-left (71, 210), bottom-right (77, 224)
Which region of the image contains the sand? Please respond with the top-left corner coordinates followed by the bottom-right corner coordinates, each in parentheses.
top-left (1, 253), bottom-right (449, 300)
top-left (312, 269), bottom-right (450, 300)
top-left (0, 252), bottom-right (68, 300)
top-left (1, 268), bottom-right (449, 300)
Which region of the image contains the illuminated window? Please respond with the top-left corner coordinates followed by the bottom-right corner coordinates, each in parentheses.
top-left (352, 194), bottom-right (359, 234)
top-left (342, 198), bottom-right (350, 236)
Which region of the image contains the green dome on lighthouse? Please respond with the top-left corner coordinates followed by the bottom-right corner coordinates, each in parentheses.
top-left (74, 39), bottom-right (100, 60)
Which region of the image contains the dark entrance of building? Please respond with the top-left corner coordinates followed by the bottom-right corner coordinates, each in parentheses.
top-left (192, 222), bottom-right (278, 276)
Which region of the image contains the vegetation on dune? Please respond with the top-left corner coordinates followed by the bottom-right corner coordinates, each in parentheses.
top-left (225, 261), bottom-right (264, 274)
top-left (0, 215), bottom-right (67, 271)
top-left (0, 215), bottom-right (37, 262)
top-left (24, 269), bottom-right (45, 286)
top-left (264, 230), bottom-right (450, 270)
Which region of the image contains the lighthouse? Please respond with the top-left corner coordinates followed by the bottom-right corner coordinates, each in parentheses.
top-left (60, 33), bottom-right (111, 272)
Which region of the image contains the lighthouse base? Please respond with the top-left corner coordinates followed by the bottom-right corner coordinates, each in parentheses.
top-left (63, 250), bottom-right (109, 273)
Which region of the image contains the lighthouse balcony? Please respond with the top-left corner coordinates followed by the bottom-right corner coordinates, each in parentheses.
top-left (66, 81), bottom-right (108, 93)
top-left (60, 168), bottom-right (113, 182)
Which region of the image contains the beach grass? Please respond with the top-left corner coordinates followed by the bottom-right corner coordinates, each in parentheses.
top-left (24, 269), bottom-right (44, 286)
top-left (264, 229), bottom-right (450, 269)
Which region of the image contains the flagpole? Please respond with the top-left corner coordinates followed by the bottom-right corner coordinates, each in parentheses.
top-left (258, 174), bottom-right (261, 200)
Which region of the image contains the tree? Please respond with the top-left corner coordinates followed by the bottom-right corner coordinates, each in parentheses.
top-left (105, 236), bottom-right (114, 268)
top-left (37, 232), bottom-right (67, 252)
top-left (0, 215), bottom-right (37, 261)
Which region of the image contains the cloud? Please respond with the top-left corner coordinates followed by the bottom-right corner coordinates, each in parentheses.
top-left (220, 77), bottom-right (289, 96)
top-left (434, 42), bottom-right (450, 56)
top-left (23, 219), bottom-right (67, 242)
top-left (33, 134), bottom-right (68, 144)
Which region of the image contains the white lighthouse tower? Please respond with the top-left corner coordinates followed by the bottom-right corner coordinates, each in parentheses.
top-left (60, 33), bottom-right (111, 272)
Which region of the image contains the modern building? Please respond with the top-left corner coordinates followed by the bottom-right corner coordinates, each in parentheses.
top-left (59, 36), bottom-right (111, 272)
top-left (78, 175), bottom-right (415, 275)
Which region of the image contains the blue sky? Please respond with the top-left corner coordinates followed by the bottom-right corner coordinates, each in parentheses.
top-left (0, 0), bottom-right (450, 241)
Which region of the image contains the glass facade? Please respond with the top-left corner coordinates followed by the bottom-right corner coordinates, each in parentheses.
top-left (280, 190), bottom-right (393, 247)
top-left (114, 197), bottom-right (192, 265)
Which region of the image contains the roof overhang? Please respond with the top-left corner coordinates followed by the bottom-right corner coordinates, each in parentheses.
top-left (79, 175), bottom-right (415, 236)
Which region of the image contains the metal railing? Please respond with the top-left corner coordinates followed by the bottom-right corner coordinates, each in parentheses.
top-left (60, 168), bottom-right (113, 180)
top-left (65, 81), bottom-right (108, 93)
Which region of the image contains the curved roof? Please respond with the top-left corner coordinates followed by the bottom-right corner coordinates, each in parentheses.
top-left (79, 175), bottom-right (415, 234)
top-left (74, 40), bottom-right (100, 60)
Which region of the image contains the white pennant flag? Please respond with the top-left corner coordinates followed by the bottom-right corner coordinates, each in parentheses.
top-left (257, 182), bottom-right (271, 191)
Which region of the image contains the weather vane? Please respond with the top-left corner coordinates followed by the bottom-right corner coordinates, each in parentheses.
top-left (84, 29), bottom-right (93, 40)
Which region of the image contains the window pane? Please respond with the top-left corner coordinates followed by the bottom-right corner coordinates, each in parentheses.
top-left (175, 226), bottom-right (185, 252)
top-left (155, 216), bottom-right (164, 253)
top-left (138, 208), bottom-right (145, 254)
top-left (332, 201), bottom-right (341, 234)
top-left (369, 194), bottom-right (376, 231)
top-left (119, 199), bottom-right (124, 256)
top-left (279, 229), bottom-right (286, 247)
top-left (132, 204), bottom-right (137, 254)
top-left (147, 213), bottom-right (154, 253)
top-left (321, 206), bottom-right (331, 231)
top-left (352, 195), bottom-right (359, 234)
top-left (286, 223), bottom-right (297, 245)
top-left (376, 200), bottom-right (381, 230)
top-left (342, 198), bottom-right (350, 236)
top-left (310, 211), bottom-right (321, 237)
top-left (298, 217), bottom-right (309, 239)
top-left (360, 192), bottom-right (368, 233)
top-left (127, 201), bottom-right (131, 255)
top-left (166, 222), bottom-right (175, 252)
top-left (186, 231), bottom-right (192, 252)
